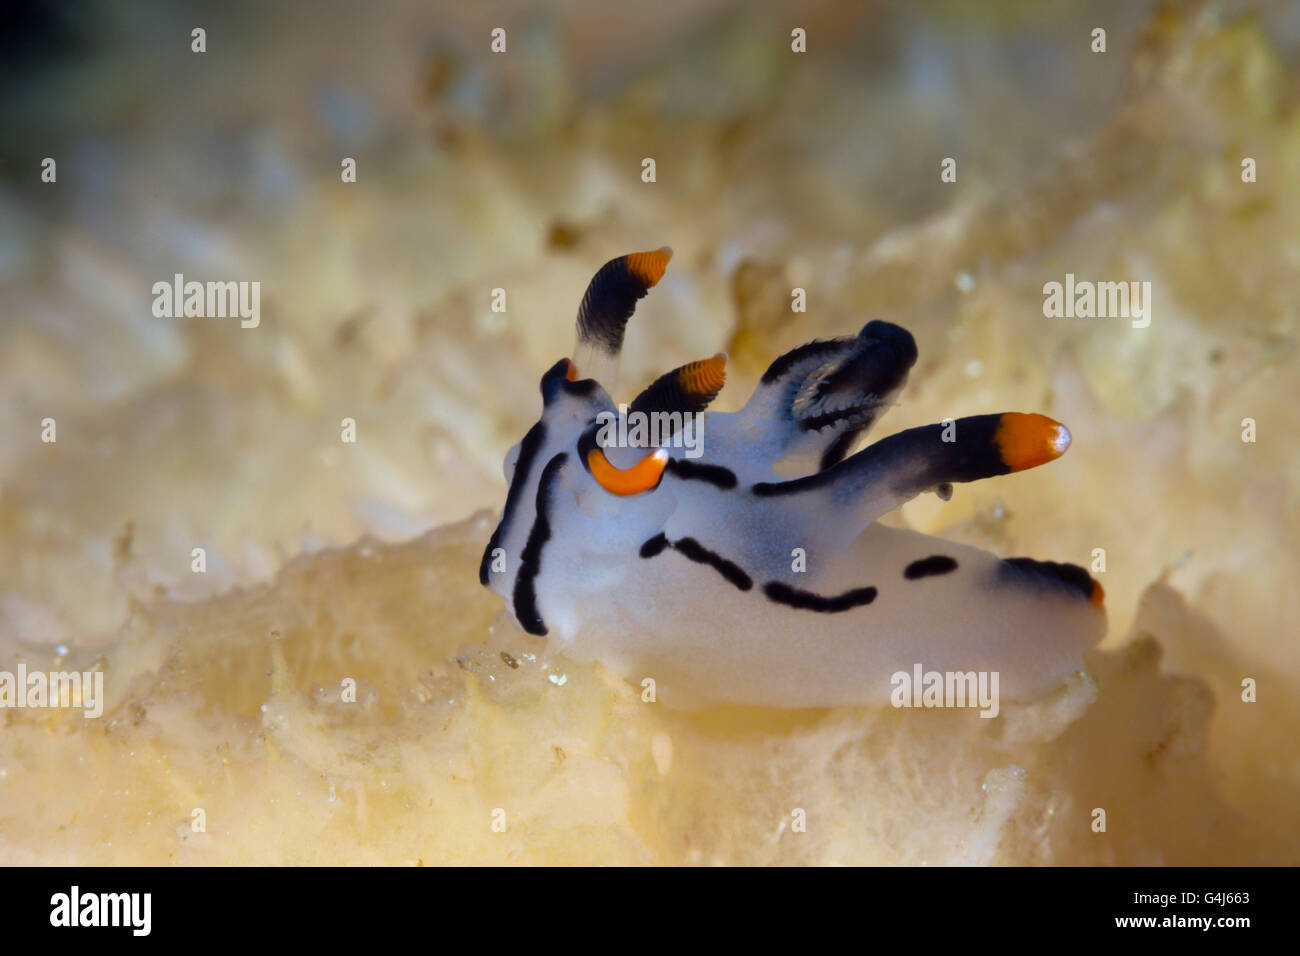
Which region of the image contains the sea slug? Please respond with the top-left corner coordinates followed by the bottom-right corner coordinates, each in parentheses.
top-left (480, 249), bottom-right (1106, 707)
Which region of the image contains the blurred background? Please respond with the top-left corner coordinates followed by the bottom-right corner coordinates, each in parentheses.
top-left (1, 0), bottom-right (1298, 864)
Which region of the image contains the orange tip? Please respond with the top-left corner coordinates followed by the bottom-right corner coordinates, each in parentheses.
top-left (678, 353), bottom-right (727, 398)
top-left (624, 247), bottom-right (673, 287)
top-left (587, 447), bottom-right (669, 496)
top-left (995, 413), bottom-right (1071, 472)
top-left (564, 358), bottom-right (579, 381)
top-left (1089, 578), bottom-right (1105, 609)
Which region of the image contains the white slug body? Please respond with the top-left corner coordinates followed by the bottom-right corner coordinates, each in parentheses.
top-left (480, 250), bottom-right (1106, 708)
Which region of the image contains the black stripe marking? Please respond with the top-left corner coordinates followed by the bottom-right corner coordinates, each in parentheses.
top-left (560, 377), bottom-right (600, 398)
top-left (480, 422), bottom-right (547, 585)
top-left (818, 429), bottom-right (859, 471)
top-left (752, 471), bottom-right (828, 497)
top-left (760, 337), bottom-right (852, 384)
top-left (763, 581), bottom-right (877, 612)
top-left (1000, 557), bottom-right (1095, 601)
top-left (540, 359), bottom-right (573, 404)
top-left (797, 404), bottom-right (883, 435)
top-left (511, 453), bottom-right (568, 635)
top-left (639, 532), bottom-right (752, 591)
top-left (639, 533), bottom-right (669, 558)
top-left (752, 414), bottom-right (1011, 498)
top-left (904, 555), bottom-right (959, 580)
top-left (671, 537), bottom-right (753, 591)
top-left (665, 458), bottom-right (738, 489)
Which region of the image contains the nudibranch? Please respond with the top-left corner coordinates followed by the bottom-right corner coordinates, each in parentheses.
top-left (480, 249), bottom-right (1106, 708)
